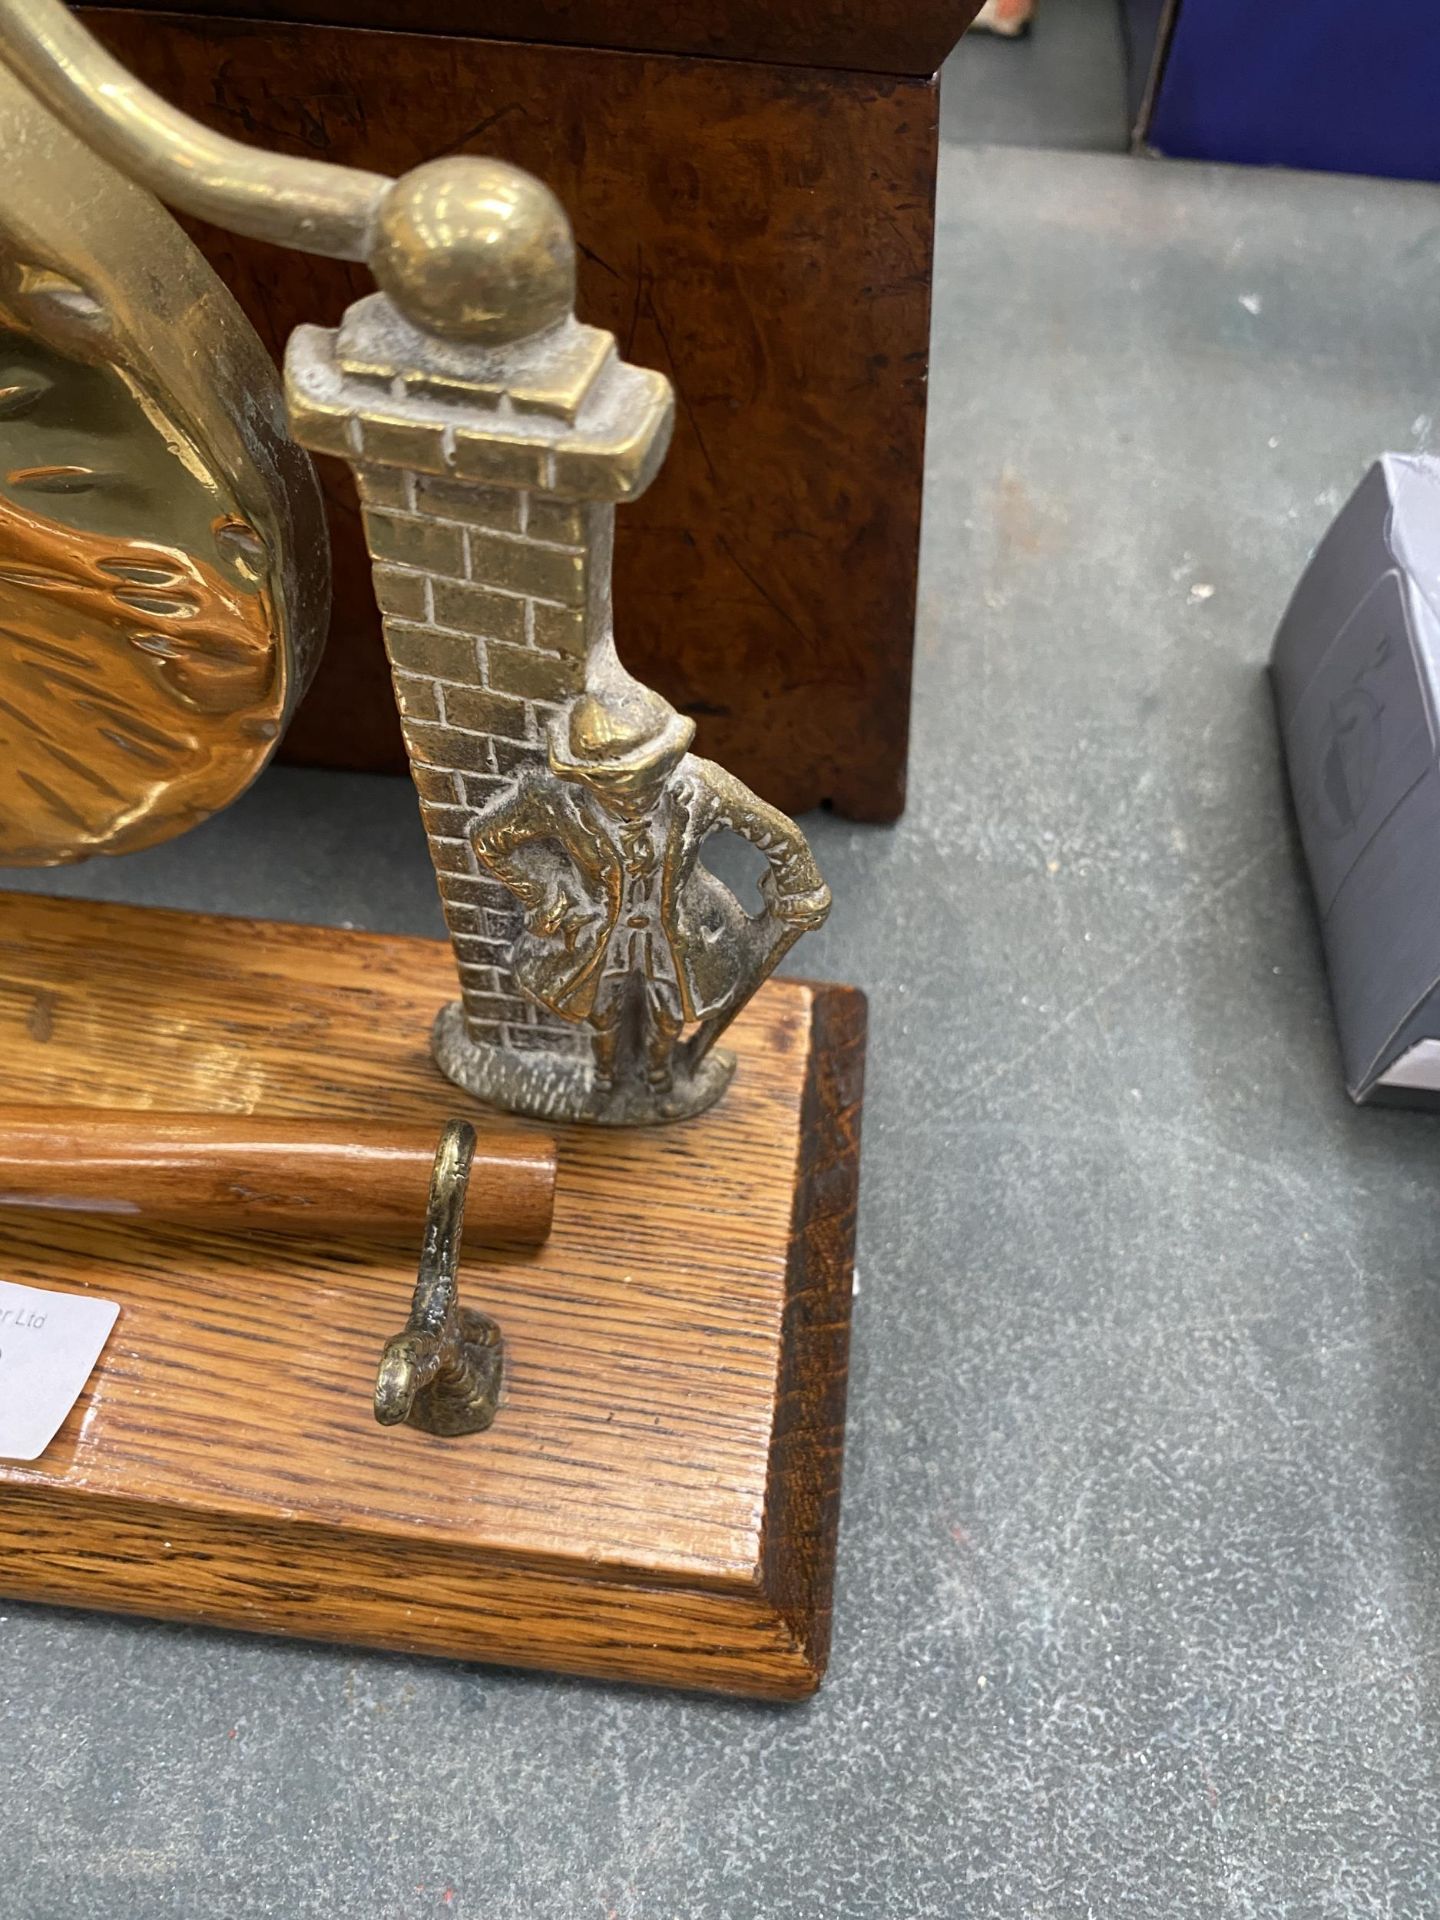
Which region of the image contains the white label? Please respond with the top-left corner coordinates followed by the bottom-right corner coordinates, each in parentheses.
top-left (0, 1279), bottom-right (118, 1461)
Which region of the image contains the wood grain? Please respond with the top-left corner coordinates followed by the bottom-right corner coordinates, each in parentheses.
top-left (0, 892), bottom-right (865, 1698)
top-left (82, 0), bottom-right (985, 77)
top-left (0, 1109), bottom-right (555, 1247)
top-left (82, 9), bottom-right (940, 821)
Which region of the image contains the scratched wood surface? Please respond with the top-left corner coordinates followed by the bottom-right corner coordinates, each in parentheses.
top-left (0, 893), bottom-right (865, 1697)
top-left (84, 8), bottom-right (940, 821)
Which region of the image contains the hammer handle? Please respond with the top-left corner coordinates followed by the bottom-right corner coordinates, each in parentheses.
top-left (0, 1109), bottom-right (555, 1248)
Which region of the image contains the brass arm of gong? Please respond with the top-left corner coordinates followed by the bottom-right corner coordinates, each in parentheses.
top-left (374, 1119), bottom-right (506, 1438)
top-left (0, 0), bottom-right (576, 344)
top-left (0, 0), bottom-right (384, 258)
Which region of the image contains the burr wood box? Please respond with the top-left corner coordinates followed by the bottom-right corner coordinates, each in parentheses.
top-left (0, 892), bottom-right (865, 1699)
top-left (79, 0), bottom-right (984, 822)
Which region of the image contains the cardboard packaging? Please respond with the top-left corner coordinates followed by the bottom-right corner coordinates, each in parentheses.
top-left (1272, 454), bottom-right (1440, 1105)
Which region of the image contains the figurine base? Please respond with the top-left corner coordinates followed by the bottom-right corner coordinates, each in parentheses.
top-left (431, 1000), bottom-right (736, 1125)
top-left (0, 892), bottom-right (865, 1700)
top-left (377, 1308), bottom-right (506, 1438)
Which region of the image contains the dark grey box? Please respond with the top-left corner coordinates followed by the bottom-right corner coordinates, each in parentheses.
top-left (1271, 453), bottom-right (1440, 1104)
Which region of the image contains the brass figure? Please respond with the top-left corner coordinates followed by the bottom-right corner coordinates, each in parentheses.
top-left (0, 0), bottom-right (832, 1122)
top-left (456, 681), bottom-right (830, 1123)
top-left (0, 64), bottom-right (328, 864)
top-left (373, 1119), bottom-right (504, 1437)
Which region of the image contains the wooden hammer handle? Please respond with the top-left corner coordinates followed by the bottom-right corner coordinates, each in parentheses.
top-left (0, 1109), bottom-right (555, 1248)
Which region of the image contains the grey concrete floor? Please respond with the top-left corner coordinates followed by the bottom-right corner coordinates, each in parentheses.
top-left (6, 145), bottom-right (1440, 1916)
top-left (942, 0), bottom-right (1129, 152)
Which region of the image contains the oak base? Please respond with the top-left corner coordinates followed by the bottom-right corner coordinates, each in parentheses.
top-left (0, 893), bottom-right (864, 1699)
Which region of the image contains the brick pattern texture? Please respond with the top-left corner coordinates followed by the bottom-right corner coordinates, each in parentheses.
top-left (356, 463), bottom-right (596, 1060)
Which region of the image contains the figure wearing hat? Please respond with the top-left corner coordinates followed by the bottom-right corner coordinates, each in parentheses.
top-left (470, 679), bottom-right (831, 1115)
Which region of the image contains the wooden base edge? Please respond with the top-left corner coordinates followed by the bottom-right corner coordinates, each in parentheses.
top-left (1, 1489), bottom-right (824, 1700)
top-left (762, 982), bottom-right (867, 1687)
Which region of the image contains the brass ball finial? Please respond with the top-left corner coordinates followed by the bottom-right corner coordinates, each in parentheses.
top-left (369, 157), bottom-right (575, 345)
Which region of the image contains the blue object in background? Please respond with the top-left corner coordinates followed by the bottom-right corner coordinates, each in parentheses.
top-left (1144, 0), bottom-right (1440, 183)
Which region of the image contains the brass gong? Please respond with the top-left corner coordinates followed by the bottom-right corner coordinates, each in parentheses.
top-left (0, 67), bottom-right (328, 865)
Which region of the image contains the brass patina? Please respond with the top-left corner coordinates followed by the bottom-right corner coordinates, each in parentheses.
top-left (0, 0), bottom-right (831, 1121)
top-left (0, 64), bottom-right (328, 864)
top-left (373, 1119), bottom-right (504, 1436)
top-left (448, 681), bottom-right (830, 1123)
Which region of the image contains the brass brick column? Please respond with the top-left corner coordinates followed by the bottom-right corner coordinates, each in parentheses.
top-left (285, 293), bottom-right (672, 1068)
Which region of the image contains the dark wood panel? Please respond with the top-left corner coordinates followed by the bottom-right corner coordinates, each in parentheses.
top-left (82, 0), bottom-right (984, 78)
top-left (85, 11), bottom-right (938, 819)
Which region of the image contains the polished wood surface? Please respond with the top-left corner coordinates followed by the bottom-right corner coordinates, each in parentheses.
top-left (83, 0), bottom-right (984, 76)
top-left (0, 892), bottom-right (865, 1698)
top-left (0, 1108), bottom-right (555, 1247)
top-left (83, 9), bottom-right (940, 821)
